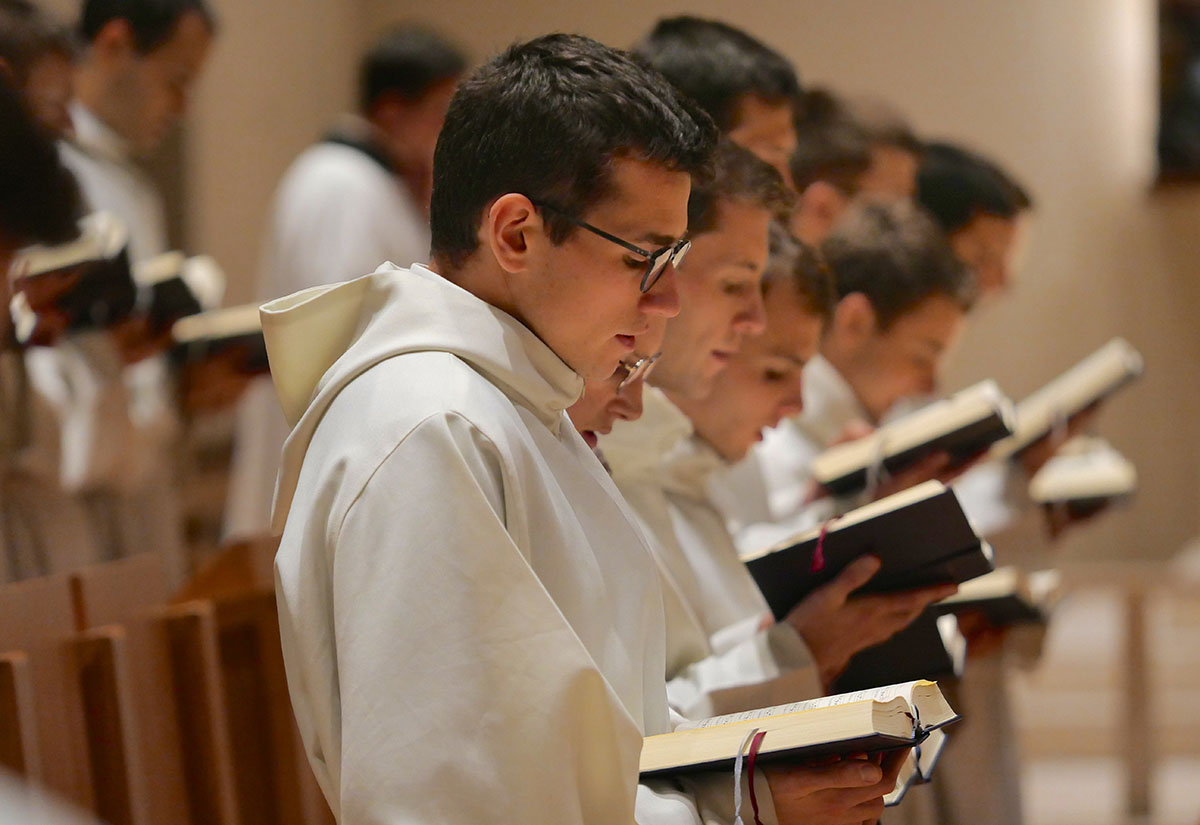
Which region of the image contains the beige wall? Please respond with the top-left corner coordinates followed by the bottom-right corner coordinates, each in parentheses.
top-left (361, 0), bottom-right (1200, 560)
top-left (185, 0), bottom-right (364, 306)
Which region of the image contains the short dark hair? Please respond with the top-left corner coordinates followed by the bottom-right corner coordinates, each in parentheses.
top-left (632, 16), bottom-right (801, 132)
top-left (0, 1), bottom-right (75, 84)
top-left (359, 24), bottom-right (467, 111)
top-left (790, 89), bottom-right (873, 194)
top-left (0, 80), bottom-right (82, 247)
top-left (80, 0), bottom-right (216, 54)
top-left (822, 200), bottom-right (975, 329)
top-left (430, 34), bottom-right (717, 270)
top-left (687, 139), bottom-right (793, 236)
top-left (763, 223), bottom-right (836, 321)
top-left (917, 141), bottom-right (1033, 234)
top-left (847, 96), bottom-right (923, 155)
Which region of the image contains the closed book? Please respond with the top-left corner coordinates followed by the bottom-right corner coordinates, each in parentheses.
top-left (992, 338), bottom-right (1143, 459)
top-left (641, 680), bottom-right (958, 802)
top-left (933, 567), bottom-right (1062, 626)
top-left (811, 381), bottom-right (1015, 497)
top-left (133, 252), bottom-right (225, 331)
top-left (9, 212), bottom-right (137, 334)
top-left (1027, 436), bottom-right (1136, 517)
top-left (744, 481), bottom-right (994, 622)
top-left (169, 303), bottom-right (268, 374)
top-left (831, 612), bottom-right (966, 693)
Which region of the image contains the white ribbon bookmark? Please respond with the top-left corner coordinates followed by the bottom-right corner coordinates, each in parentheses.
top-left (732, 727), bottom-right (761, 825)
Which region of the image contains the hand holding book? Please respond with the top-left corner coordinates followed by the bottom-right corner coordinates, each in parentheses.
top-left (762, 749), bottom-right (908, 825)
top-left (783, 555), bottom-right (959, 688)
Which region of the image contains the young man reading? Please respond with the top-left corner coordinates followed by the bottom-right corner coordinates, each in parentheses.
top-left (599, 144), bottom-right (951, 720)
top-left (266, 35), bottom-right (898, 825)
top-left (713, 199), bottom-right (977, 553)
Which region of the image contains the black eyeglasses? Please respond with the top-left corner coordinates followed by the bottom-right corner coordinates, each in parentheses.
top-left (616, 352), bottom-right (661, 391)
top-left (533, 201), bottom-right (690, 293)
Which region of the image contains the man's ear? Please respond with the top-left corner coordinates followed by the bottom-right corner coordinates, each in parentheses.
top-left (797, 181), bottom-right (849, 240)
top-left (833, 292), bottom-right (877, 344)
top-left (91, 18), bottom-right (138, 63)
top-left (483, 193), bottom-right (542, 275)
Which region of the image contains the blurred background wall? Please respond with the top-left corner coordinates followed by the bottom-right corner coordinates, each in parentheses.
top-left (42, 0), bottom-right (1200, 563)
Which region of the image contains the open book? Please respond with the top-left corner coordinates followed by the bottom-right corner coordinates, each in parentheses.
top-left (641, 681), bottom-right (959, 805)
top-left (832, 612), bottom-right (966, 694)
top-left (811, 380), bottom-right (1015, 496)
top-left (934, 567), bottom-right (1062, 626)
top-left (745, 481), bottom-right (994, 621)
top-left (170, 303), bottom-right (268, 374)
top-left (8, 211), bottom-right (137, 334)
top-left (991, 338), bottom-right (1143, 459)
top-left (133, 251), bottom-right (224, 331)
top-left (1028, 436), bottom-right (1136, 515)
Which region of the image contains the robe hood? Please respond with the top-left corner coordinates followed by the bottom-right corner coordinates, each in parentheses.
top-left (262, 263), bottom-right (584, 532)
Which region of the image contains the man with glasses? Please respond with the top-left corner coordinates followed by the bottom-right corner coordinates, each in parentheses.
top-left (264, 35), bottom-right (897, 825)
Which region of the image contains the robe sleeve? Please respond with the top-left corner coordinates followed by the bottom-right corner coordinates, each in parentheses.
top-left (314, 412), bottom-right (740, 824)
top-left (667, 618), bottom-right (823, 720)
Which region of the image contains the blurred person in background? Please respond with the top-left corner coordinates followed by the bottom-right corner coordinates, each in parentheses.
top-left (0, 77), bottom-right (92, 582)
top-left (22, 0), bottom-right (217, 585)
top-left (0, 0), bottom-right (76, 137)
top-left (223, 23), bottom-right (466, 542)
top-left (849, 95), bottom-right (925, 200)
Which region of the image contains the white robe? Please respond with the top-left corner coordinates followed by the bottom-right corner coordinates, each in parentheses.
top-left (224, 128), bottom-right (430, 542)
top-left (266, 264), bottom-right (774, 825)
top-left (21, 102), bottom-right (184, 580)
top-left (711, 355), bottom-right (863, 556)
top-left (600, 388), bottom-right (822, 721)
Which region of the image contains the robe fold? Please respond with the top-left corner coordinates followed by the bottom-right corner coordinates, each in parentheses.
top-left (266, 264), bottom-right (774, 824)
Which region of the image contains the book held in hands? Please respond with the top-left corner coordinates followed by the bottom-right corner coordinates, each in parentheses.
top-left (991, 338), bottom-right (1144, 459)
top-left (810, 380), bottom-right (1015, 497)
top-left (1027, 436), bottom-right (1136, 517)
top-left (169, 303), bottom-right (269, 374)
top-left (933, 567), bottom-right (1063, 627)
top-left (640, 680), bottom-right (959, 805)
top-left (744, 480), bottom-right (994, 622)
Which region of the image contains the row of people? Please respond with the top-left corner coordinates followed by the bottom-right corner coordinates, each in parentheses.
top-left (0, 5), bottom-right (1133, 825)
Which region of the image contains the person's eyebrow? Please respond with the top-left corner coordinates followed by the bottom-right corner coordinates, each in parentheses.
top-left (920, 337), bottom-right (945, 353)
top-left (637, 232), bottom-right (682, 247)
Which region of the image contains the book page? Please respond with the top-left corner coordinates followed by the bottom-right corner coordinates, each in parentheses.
top-left (676, 681), bottom-right (929, 731)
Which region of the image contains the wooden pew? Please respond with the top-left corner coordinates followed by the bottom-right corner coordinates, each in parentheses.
top-left (179, 538), bottom-right (334, 825)
top-left (71, 553), bottom-right (239, 825)
top-left (0, 575), bottom-right (95, 812)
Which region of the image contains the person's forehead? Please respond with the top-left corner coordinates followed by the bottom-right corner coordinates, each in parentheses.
top-left (588, 156), bottom-right (691, 241)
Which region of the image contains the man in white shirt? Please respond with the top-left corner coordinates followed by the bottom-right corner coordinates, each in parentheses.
top-left (268, 34), bottom-right (900, 825)
top-left (714, 200), bottom-right (977, 554)
top-left (22, 0), bottom-right (215, 582)
top-left (224, 25), bottom-right (465, 541)
top-left (601, 159), bottom-right (954, 716)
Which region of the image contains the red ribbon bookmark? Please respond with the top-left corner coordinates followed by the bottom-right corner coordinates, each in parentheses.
top-left (747, 730), bottom-right (768, 825)
top-left (812, 515), bottom-right (841, 573)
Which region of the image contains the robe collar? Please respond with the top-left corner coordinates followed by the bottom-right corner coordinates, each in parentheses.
top-left (791, 353), bottom-right (871, 447)
top-left (265, 264), bottom-right (585, 530)
top-left (599, 385), bottom-right (693, 483)
top-left (67, 101), bottom-right (133, 166)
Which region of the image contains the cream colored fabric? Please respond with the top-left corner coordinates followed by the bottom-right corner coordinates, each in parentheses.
top-left (224, 134), bottom-right (429, 540)
top-left (601, 388), bottom-right (822, 721)
top-left (267, 264), bottom-right (773, 825)
top-left (712, 354), bottom-right (863, 555)
top-left (20, 105), bottom-right (185, 580)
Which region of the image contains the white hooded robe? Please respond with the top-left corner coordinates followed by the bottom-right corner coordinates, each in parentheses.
top-left (265, 264), bottom-right (774, 825)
